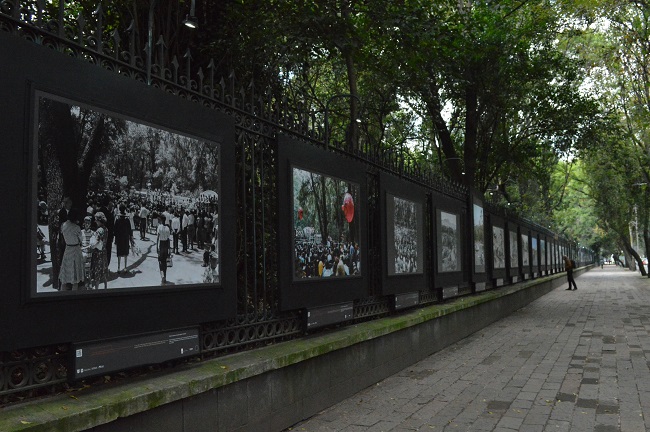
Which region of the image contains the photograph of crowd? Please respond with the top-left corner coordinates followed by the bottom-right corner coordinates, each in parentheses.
top-left (493, 226), bottom-right (506, 269)
top-left (292, 167), bottom-right (361, 280)
top-left (473, 204), bottom-right (485, 273)
top-left (540, 240), bottom-right (546, 266)
top-left (521, 234), bottom-right (530, 266)
top-left (531, 237), bottom-right (538, 266)
top-left (438, 210), bottom-right (461, 272)
top-left (34, 93), bottom-right (222, 294)
top-left (387, 195), bottom-right (423, 275)
top-left (509, 231), bottom-right (519, 268)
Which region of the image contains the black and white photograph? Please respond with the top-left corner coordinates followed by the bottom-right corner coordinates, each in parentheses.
top-left (493, 226), bottom-right (506, 269)
top-left (438, 210), bottom-right (461, 272)
top-left (521, 234), bottom-right (530, 266)
top-left (34, 93), bottom-right (222, 293)
top-left (540, 239), bottom-right (547, 266)
top-left (292, 167), bottom-right (361, 280)
top-left (531, 237), bottom-right (538, 266)
top-left (509, 230), bottom-right (519, 268)
top-left (387, 195), bottom-right (423, 275)
top-left (473, 204), bottom-right (485, 273)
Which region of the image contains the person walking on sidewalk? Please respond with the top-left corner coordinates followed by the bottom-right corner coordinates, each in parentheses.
top-left (563, 255), bottom-right (577, 290)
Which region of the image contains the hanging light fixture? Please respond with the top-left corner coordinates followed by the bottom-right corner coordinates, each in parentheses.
top-left (183, 0), bottom-right (198, 29)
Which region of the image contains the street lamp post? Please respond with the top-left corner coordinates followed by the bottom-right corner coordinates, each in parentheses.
top-left (323, 93), bottom-right (362, 149)
top-left (183, 0), bottom-right (198, 29)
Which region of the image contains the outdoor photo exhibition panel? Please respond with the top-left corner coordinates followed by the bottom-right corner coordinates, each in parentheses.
top-left (471, 195), bottom-right (487, 291)
top-left (507, 223), bottom-right (521, 283)
top-left (540, 235), bottom-right (548, 275)
top-left (549, 240), bottom-right (555, 272)
top-left (520, 228), bottom-right (531, 279)
top-left (489, 214), bottom-right (507, 287)
top-left (379, 172), bottom-right (428, 300)
top-left (531, 231), bottom-right (539, 277)
top-left (0, 34), bottom-right (237, 350)
top-left (277, 134), bottom-right (368, 312)
top-left (432, 193), bottom-right (468, 299)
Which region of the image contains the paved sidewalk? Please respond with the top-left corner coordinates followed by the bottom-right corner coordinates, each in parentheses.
top-left (287, 266), bottom-right (650, 432)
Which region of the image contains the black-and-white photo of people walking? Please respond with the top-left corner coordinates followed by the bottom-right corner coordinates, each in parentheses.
top-left (34, 93), bottom-right (223, 293)
top-left (387, 195), bottom-right (423, 276)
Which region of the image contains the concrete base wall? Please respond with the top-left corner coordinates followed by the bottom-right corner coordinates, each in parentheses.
top-left (90, 271), bottom-right (578, 432)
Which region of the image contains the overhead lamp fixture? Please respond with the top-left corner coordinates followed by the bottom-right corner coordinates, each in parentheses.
top-left (183, 0), bottom-right (198, 29)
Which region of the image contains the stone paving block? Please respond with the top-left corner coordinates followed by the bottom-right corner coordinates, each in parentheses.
top-left (620, 416), bottom-right (646, 432)
top-left (366, 420), bottom-right (399, 431)
top-left (524, 413), bottom-right (550, 425)
top-left (544, 419), bottom-right (571, 431)
top-left (549, 400), bottom-right (574, 421)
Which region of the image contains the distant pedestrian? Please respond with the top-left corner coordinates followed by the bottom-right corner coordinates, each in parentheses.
top-left (59, 208), bottom-right (85, 291)
top-left (563, 255), bottom-right (577, 290)
top-left (171, 212), bottom-right (181, 254)
top-left (138, 203), bottom-right (149, 240)
top-left (90, 212), bottom-right (109, 290)
top-left (114, 204), bottom-right (134, 274)
top-left (156, 214), bottom-right (171, 284)
top-left (98, 197), bottom-right (115, 267)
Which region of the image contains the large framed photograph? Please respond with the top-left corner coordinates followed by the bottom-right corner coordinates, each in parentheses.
top-left (531, 235), bottom-right (539, 267)
top-left (473, 203), bottom-right (486, 273)
top-left (437, 210), bottom-right (461, 273)
top-left (379, 173), bottom-right (427, 295)
top-left (521, 233), bottom-right (530, 267)
top-left (493, 225), bottom-right (506, 269)
top-left (278, 134), bottom-right (367, 310)
top-left (388, 194), bottom-right (423, 276)
top-left (33, 93), bottom-right (224, 294)
top-left (292, 167), bottom-right (361, 280)
top-left (2, 36), bottom-right (237, 350)
top-left (540, 238), bottom-right (547, 267)
top-left (509, 228), bottom-right (519, 269)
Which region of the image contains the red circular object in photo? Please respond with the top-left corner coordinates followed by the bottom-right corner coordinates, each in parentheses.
top-left (341, 193), bottom-right (354, 223)
top-left (298, 207), bottom-right (303, 220)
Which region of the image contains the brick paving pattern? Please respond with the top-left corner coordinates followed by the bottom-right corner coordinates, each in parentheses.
top-left (287, 266), bottom-right (650, 431)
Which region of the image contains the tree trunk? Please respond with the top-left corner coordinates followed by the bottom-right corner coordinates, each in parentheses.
top-left (426, 80), bottom-right (463, 183)
top-left (463, 77), bottom-right (478, 188)
top-left (340, 2), bottom-right (360, 153)
top-left (621, 233), bottom-right (647, 276)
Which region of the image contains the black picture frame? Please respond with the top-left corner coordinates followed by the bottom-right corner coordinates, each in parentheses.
top-left (432, 193), bottom-right (468, 296)
top-left (0, 34), bottom-right (236, 351)
top-left (506, 223), bottom-right (521, 283)
top-left (379, 172), bottom-right (428, 295)
top-left (277, 134), bottom-right (368, 311)
top-left (520, 228), bottom-right (531, 278)
top-left (472, 200), bottom-right (486, 274)
top-left (33, 92), bottom-right (226, 295)
top-left (531, 232), bottom-right (539, 276)
top-left (489, 213), bottom-right (508, 286)
top-left (469, 192), bottom-right (487, 292)
top-left (539, 235), bottom-right (547, 275)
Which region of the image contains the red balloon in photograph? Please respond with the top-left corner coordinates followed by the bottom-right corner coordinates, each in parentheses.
top-left (341, 192), bottom-right (354, 223)
top-left (298, 207), bottom-right (303, 220)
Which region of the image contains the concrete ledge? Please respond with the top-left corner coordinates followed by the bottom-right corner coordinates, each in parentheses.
top-left (0, 268), bottom-right (587, 432)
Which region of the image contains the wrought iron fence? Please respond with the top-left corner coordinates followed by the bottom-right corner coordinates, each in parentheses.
top-left (0, 0), bottom-right (474, 402)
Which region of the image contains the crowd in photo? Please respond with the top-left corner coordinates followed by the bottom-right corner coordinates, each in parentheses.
top-left (41, 189), bottom-right (220, 291)
top-left (294, 236), bottom-right (360, 279)
top-left (393, 225), bottom-right (419, 274)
